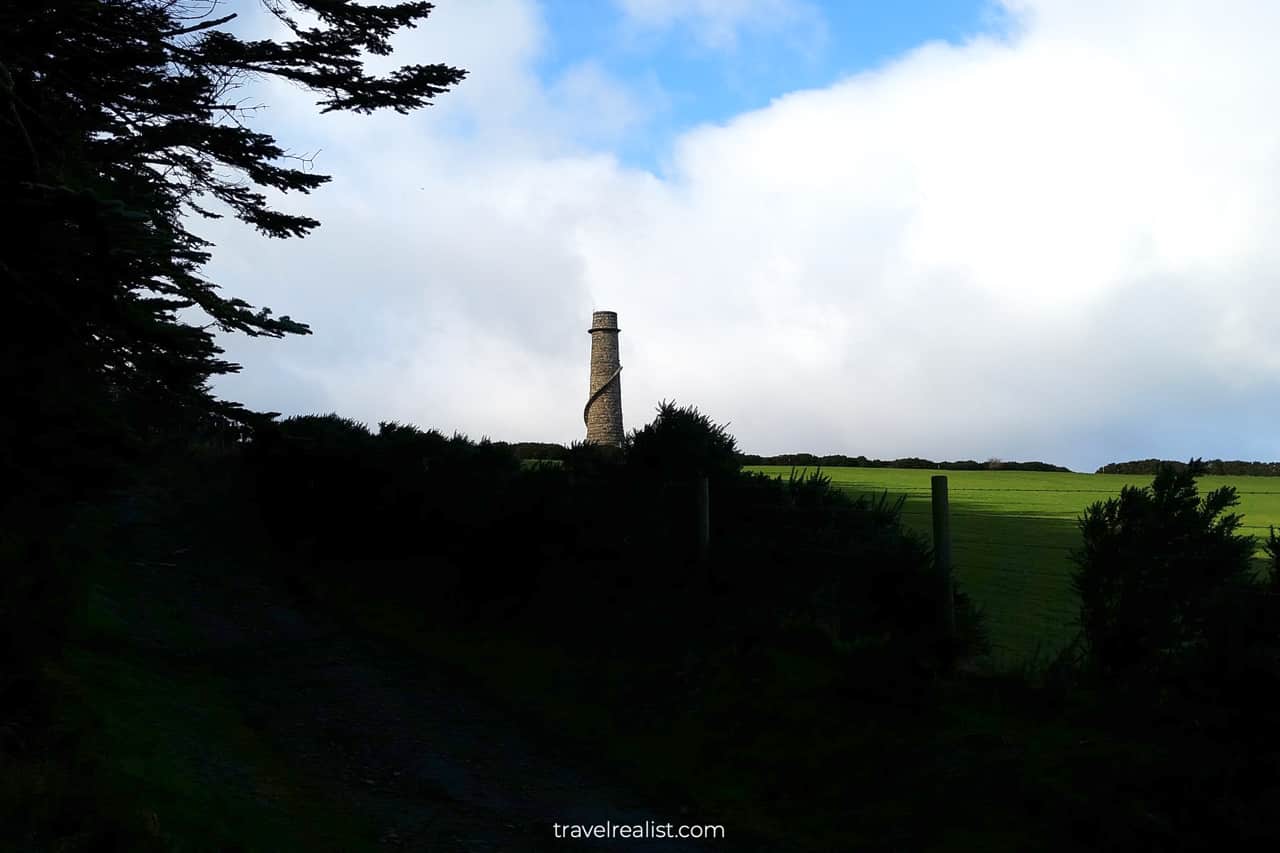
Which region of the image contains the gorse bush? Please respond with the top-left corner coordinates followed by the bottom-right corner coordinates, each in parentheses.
top-left (245, 405), bottom-right (987, 668)
top-left (250, 414), bottom-right (520, 561)
top-left (732, 468), bottom-right (987, 666)
top-left (1264, 526), bottom-right (1280, 591)
top-left (626, 400), bottom-right (739, 483)
top-left (1071, 459), bottom-right (1265, 681)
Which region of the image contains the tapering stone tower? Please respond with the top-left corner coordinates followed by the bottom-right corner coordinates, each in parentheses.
top-left (584, 310), bottom-right (624, 446)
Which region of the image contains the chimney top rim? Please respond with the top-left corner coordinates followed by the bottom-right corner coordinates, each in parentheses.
top-left (589, 310), bottom-right (619, 332)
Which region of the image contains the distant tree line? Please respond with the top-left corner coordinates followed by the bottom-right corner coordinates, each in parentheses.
top-left (498, 444), bottom-right (1072, 472)
top-left (738, 453), bottom-right (1072, 473)
top-left (1097, 459), bottom-right (1280, 476)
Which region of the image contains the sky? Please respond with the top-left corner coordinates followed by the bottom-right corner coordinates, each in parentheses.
top-left (201, 0), bottom-right (1280, 473)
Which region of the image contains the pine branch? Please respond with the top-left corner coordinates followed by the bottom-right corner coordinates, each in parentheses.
top-left (161, 12), bottom-right (237, 37)
top-left (0, 0), bottom-right (462, 438)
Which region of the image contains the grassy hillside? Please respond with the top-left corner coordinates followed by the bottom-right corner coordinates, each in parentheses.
top-left (748, 467), bottom-right (1280, 661)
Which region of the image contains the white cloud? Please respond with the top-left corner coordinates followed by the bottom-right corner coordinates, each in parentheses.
top-left (207, 0), bottom-right (1280, 470)
top-left (547, 61), bottom-right (659, 146)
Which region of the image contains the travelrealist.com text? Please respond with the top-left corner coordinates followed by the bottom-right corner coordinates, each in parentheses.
top-left (552, 821), bottom-right (725, 840)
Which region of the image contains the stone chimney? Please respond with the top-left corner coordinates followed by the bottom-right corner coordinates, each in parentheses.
top-left (584, 310), bottom-right (623, 446)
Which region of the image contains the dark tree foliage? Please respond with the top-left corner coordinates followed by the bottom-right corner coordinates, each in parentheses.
top-left (243, 404), bottom-right (989, 667)
top-left (627, 400), bottom-right (740, 482)
top-left (0, 4), bottom-right (463, 783)
top-left (251, 414), bottom-right (520, 562)
top-left (1070, 459), bottom-right (1263, 680)
top-left (720, 468), bottom-right (988, 668)
top-left (495, 441), bottom-right (570, 462)
top-left (1098, 458), bottom-right (1280, 476)
top-left (1265, 526), bottom-right (1280, 591)
top-left (738, 452), bottom-right (1070, 472)
top-left (0, 0), bottom-right (465, 504)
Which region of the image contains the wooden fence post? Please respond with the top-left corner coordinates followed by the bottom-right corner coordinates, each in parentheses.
top-left (931, 475), bottom-right (955, 641)
top-left (696, 475), bottom-right (710, 562)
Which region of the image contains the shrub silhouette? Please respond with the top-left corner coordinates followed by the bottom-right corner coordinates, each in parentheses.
top-left (718, 467), bottom-right (988, 667)
top-left (563, 438), bottom-right (624, 480)
top-left (1070, 459), bottom-right (1260, 680)
top-left (619, 401), bottom-right (739, 569)
top-left (245, 405), bottom-right (987, 669)
top-left (1264, 526), bottom-right (1280, 591)
top-left (626, 400), bottom-right (739, 483)
top-left (250, 414), bottom-right (520, 562)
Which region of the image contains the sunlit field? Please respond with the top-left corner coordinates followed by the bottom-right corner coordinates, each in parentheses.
top-left (747, 466), bottom-right (1280, 662)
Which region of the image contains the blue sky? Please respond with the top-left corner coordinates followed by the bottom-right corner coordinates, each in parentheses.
top-left (207, 0), bottom-right (1280, 472)
top-left (534, 1), bottom-right (1006, 168)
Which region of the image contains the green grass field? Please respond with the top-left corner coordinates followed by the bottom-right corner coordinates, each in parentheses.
top-left (747, 466), bottom-right (1280, 663)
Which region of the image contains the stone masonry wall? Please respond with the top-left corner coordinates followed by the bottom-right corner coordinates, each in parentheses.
top-left (586, 311), bottom-right (624, 446)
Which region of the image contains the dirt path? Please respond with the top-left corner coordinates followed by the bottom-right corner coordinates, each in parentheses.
top-left (115, 543), bottom-right (728, 852)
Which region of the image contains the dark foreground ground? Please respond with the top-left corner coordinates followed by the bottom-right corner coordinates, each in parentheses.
top-left (58, 489), bottom-right (742, 852)
top-left (9, 461), bottom-right (1280, 851)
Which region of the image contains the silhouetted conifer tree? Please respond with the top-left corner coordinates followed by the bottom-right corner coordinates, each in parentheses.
top-left (0, 1), bottom-right (465, 501)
